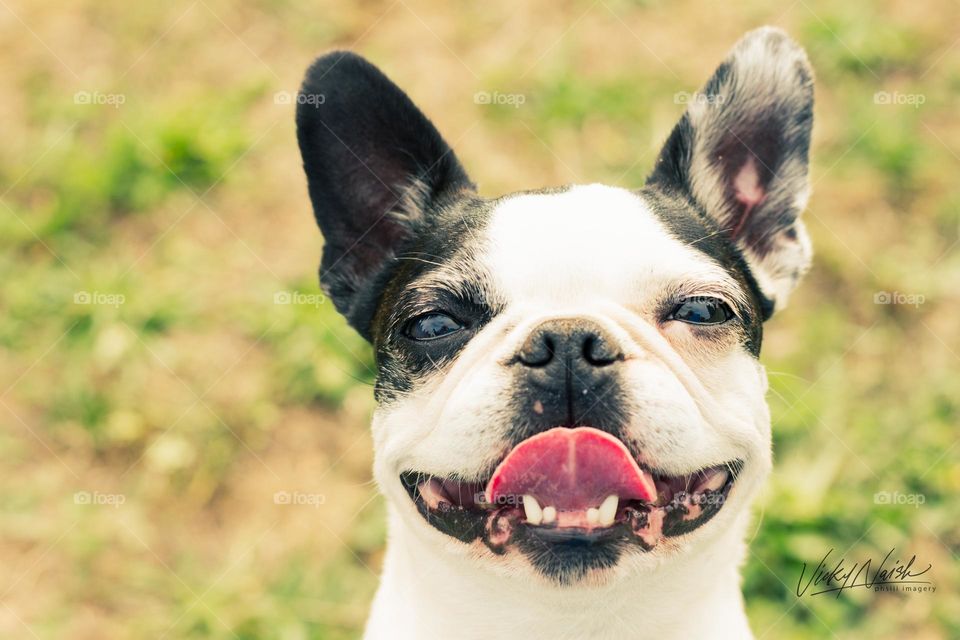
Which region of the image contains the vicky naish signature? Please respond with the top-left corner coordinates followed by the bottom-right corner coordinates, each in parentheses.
top-left (797, 547), bottom-right (933, 598)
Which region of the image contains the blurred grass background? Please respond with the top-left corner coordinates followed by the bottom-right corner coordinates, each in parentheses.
top-left (1, 0), bottom-right (958, 638)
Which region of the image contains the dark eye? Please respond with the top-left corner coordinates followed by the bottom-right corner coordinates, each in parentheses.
top-left (669, 297), bottom-right (734, 325)
top-left (405, 312), bottom-right (464, 341)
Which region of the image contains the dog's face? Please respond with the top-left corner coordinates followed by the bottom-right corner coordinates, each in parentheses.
top-left (297, 27), bottom-right (813, 584)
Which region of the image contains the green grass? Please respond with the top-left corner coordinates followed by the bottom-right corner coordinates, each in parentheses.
top-left (1, 0), bottom-right (958, 638)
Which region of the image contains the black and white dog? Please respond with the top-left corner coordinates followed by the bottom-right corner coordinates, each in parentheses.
top-left (296, 26), bottom-right (813, 640)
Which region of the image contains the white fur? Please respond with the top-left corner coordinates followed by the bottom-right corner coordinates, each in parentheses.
top-left (366, 185), bottom-right (773, 639)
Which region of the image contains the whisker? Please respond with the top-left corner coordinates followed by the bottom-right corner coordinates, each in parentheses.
top-left (685, 226), bottom-right (735, 247)
top-left (395, 256), bottom-right (446, 268)
top-left (765, 370), bottom-right (811, 383)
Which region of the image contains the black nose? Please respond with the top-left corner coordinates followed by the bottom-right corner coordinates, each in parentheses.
top-left (517, 318), bottom-right (623, 370)
top-left (511, 318), bottom-right (626, 433)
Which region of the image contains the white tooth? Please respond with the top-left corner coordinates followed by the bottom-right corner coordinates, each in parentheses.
top-left (541, 506), bottom-right (557, 524)
top-left (586, 508), bottom-right (600, 524)
top-left (699, 469), bottom-right (729, 493)
top-left (522, 495), bottom-right (543, 525)
top-left (598, 495), bottom-right (619, 526)
top-left (418, 480), bottom-right (445, 509)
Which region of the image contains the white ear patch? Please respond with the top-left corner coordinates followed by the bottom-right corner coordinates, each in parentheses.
top-left (749, 218), bottom-right (813, 309)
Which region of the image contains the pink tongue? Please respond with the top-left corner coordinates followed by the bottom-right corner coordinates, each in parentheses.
top-left (485, 427), bottom-right (657, 510)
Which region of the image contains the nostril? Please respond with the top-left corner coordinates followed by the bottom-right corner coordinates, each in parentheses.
top-left (516, 320), bottom-right (623, 369)
top-left (518, 334), bottom-right (554, 367)
top-left (544, 336), bottom-right (555, 355)
top-left (583, 335), bottom-right (622, 367)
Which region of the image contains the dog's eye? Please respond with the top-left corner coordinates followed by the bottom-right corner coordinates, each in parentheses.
top-left (405, 312), bottom-right (464, 341)
top-left (669, 298), bottom-right (734, 325)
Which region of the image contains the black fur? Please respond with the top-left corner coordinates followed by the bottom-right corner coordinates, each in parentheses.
top-left (296, 51), bottom-right (475, 339)
top-left (516, 528), bottom-right (627, 584)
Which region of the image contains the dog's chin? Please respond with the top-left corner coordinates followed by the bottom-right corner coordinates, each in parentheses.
top-left (395, 428), bottom-right (746, 584)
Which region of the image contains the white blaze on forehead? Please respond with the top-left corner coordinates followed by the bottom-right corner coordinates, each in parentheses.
top-left (482, 184), bottom-right (736, 307)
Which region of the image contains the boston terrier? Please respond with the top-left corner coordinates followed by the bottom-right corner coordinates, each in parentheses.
top-left (296, 26), bottom-right (814, 640)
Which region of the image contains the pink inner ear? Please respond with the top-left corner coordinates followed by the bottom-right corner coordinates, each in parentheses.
top-left (730, 155), bottom-right (766, 238)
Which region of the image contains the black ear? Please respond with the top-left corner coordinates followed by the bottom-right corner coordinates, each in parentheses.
top-left (647, 27), bottom-right (814, 312)
top-left (296, 51), bottom-right (474, 339)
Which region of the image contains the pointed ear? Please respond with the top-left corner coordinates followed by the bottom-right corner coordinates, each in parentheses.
top-left (647, 27), bottom-right (814, 314)
top-left (296, 51), bottom-right (475, 339)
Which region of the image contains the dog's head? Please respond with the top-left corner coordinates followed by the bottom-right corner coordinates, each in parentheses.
top-left (296, 27), bottom-right (813, 584)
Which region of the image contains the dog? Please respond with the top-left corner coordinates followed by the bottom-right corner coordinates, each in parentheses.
top-left (295, 26), bottom-right (813, 640)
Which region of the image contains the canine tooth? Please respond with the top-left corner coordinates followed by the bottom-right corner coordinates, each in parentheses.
top-left (522, 495), bottom-right (543, 525)
top-left (418, 480), bottom-right (445, 510)
top-left (699, 469), bottom-right (729, 493)
top-left (586, 508), bottom-right (600, 524)
top-left (541, 506), bottom-right (557, 524)
top-left (598, 495), bottom-right (619, 526)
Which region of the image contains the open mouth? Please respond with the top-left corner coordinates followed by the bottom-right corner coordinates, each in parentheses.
top-left (400, 427), bottom-right (741, 557)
